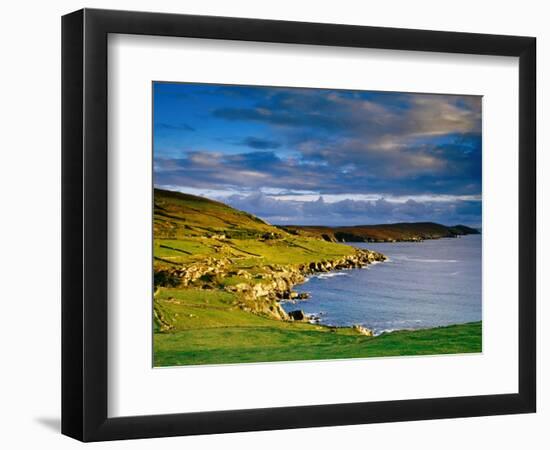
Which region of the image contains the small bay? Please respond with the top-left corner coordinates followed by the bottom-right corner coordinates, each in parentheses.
top-left (282, 234), bottom-right (482, 335)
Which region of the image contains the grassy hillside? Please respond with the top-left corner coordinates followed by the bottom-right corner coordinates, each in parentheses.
top-left (281, 222), bottom-right (479, 243)
top-left (154, 189), bottom-right (356, 270)
top-left (154, 188), bottom-right (275, 240)
top-left (154, 286), bottom-right (481, 366)
top-left (154, 290), bottom-right (481, 366)
top-left (154, 285), bottom-right (481, 366)
top-left (153, 188), bottom-right (481, 366)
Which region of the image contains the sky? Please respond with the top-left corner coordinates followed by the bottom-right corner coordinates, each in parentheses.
top-left (153, 82), bottom-right (482, 227)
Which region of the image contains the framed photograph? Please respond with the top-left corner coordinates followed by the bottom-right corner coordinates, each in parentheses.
top-left (62, 8), bottom-right (536, 441)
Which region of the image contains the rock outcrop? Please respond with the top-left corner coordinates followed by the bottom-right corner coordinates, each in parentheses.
top-left (156, 248), bottom-right (386, 321)
top-left (352, 325), bottom-right (374, 336)
top-left (288, 310), bottom-right (306, 321)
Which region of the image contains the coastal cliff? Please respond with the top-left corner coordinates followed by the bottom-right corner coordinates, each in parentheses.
top-left (156, 248), bottom-right (385, 320)
top-left (153, 188), bottom-right (387, 321)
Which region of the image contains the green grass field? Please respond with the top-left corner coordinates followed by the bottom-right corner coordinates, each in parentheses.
top-left (155, 321), bottom-right (482, 366)
top-left (152, 189), bottom-right (482, 367)
top-left (154, 287), bottom-right (481, 366)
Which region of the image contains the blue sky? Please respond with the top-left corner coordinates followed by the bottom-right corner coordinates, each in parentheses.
top-left (153, 82), bottom-right (482, 227)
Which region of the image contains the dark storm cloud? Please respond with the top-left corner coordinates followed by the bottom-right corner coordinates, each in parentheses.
top-left (156, 122), bottom-right (196, 132)
top-left (154, 151), bottom-right (323, 192)
top-left (213, 107), bottom-right (343, 130)
top-left (153, 83), bottom-right (482, 225)
top-left (213, 89), bottom-right (481, 138)
top-left (234, 136), bottom-right (282, 149)
top-left (154, 129), bottom-right (481, 196)
top-left (206, 90), bottom-right (481, 194)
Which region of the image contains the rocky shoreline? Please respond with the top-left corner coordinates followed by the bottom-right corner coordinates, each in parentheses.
top-left (157, 248), bottom-right (386, 322)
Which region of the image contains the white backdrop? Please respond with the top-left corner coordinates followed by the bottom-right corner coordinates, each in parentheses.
top-left (0, 0), bottom-right (546, 449)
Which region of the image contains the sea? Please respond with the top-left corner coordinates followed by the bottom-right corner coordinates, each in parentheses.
top-left (281, 234), bottom-right (482, 335)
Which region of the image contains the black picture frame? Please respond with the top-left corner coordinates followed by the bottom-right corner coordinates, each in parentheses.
top-left (62, 8), bottom-right (536, 442)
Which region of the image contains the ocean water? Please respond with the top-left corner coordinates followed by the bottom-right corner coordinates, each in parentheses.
top-left (282, 234), bottom-right (482, 335)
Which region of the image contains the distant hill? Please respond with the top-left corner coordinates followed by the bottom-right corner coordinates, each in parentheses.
top-left (155, 189), bottom-right (479, 244)
top-left (279, 222), bottom-right (479, 243)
